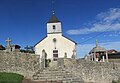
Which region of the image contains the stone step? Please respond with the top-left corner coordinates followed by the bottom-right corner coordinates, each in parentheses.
top-left (32, 69), bottom-right (84, 82)
top-left (35, 74), bottom-right (73, 77)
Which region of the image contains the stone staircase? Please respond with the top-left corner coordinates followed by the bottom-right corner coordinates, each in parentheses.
top-left (32, 68), bottom-right (84, 83)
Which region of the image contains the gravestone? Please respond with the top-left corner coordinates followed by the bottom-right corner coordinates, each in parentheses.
top-left (57, 58), bottom-right (64, 69)
top-left (5, 37), bottom-right (12, 52)
top-left (40, 50), bottom-right (46, 69)
top-left (5, 37), bottom-right (21, 52)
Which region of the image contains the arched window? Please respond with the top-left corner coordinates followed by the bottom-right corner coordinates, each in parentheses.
top-left (64, 52), bottom-right (67, 58)
top-left (53, 25), bottom-right (56, 30)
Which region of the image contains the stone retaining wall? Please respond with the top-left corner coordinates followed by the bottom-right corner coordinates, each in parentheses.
top-left (0, 51), bottom-right (120, 83)
top-left (0, 51), bottom-right (40, 79)
top-left (33, 59), bottom-right (120, 83)
top-left (75, 59), bottom-right (120, 83)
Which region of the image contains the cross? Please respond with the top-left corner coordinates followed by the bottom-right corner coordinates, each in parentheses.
top-left (6, 37), bottom-right (12, 46)
top-left (96, 39), bottom-right (98, 47)
top-left (52, 0), bottom-right (55, 14)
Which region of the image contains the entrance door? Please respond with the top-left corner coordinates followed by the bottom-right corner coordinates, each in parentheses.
top-left (53, 50), bottom-right (58, 61)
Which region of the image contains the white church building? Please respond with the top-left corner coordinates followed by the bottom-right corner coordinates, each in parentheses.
top-left (34, 14), bottom-right (77, 61)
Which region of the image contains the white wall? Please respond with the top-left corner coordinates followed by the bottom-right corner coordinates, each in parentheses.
top-left (35, 34), bottom-right (76, 60)
top-left (47, 22), bottom-right (62, 34)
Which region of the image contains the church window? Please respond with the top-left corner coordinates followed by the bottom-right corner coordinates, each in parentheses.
top-left (53, 38), bottom-right (56, 43)
top-left (53, 50), bottom-right (58, 53)
top-left (53, 50), bottom-right (58, 61)
top-left (53, 25), bottom-right (56, 30)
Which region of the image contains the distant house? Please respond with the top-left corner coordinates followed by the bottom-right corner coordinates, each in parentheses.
top-left (108, 52), bottom-right (120, 59)
top-left (107, 49), bottom-right (118, 54)
top-left (99, 52), bottom-right (120, 63)
top-left (99, 49), bottom-right (120, 63)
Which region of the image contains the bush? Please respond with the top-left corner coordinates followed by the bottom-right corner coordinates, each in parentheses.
top-left (20, 49), bottom-right (35, 54)
top-left (0, 72), bottom-right (24, 83)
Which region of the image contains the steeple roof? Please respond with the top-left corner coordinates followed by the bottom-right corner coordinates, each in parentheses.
top-left (47, 14), bottom-right (61, 23)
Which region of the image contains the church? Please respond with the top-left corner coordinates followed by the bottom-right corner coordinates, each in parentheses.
top-left (34, 13), bottom-right (77, 61)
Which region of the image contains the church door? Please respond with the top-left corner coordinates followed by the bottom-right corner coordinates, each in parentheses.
top-left (53, 50), bottom-right (58, 61)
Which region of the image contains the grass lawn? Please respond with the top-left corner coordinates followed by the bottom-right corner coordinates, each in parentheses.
top-left (0, 72), bottom-right (24, 83)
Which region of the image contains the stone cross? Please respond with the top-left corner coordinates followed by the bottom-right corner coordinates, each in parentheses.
top-left (96, 39), bottom-right (98, 47)
top-left (6, 37), bottom-right (12, 46)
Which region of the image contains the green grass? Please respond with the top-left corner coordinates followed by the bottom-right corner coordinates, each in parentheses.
top-left (0, 72), bottom-right (24, 83)
top-left (112, 80), bottom-right (120, 83)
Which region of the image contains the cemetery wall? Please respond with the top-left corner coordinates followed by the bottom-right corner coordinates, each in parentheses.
top-left (0, 51), bottom-right (40, 79)
top-left (62, 59), bottom-right (120, 83)
top-left (0, 51), bottom-right (120, 83)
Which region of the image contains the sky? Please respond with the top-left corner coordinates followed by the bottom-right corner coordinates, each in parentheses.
top-left (0, 0), bottom-right (120, 58)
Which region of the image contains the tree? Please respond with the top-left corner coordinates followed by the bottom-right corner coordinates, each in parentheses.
top-left (20, 45), bottom-right (35, 53)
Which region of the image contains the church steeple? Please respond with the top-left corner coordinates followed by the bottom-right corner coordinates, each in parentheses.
top-left (47, 15), bottom-right (61, 23)
top-left (47, 0), bottom-right (61, 23)
top-left (47, 0), bottom-right (62, 35)
top-left (52, 0), bottom-right (55, 15)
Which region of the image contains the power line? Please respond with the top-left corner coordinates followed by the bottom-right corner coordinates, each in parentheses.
top-left (78, 27), bottom-right (112, 45)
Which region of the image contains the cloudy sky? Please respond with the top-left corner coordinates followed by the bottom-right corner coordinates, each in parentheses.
top-left (0, 0), bottom-right (120, 58)
top-left (68, 8), bottom-right (120, 58)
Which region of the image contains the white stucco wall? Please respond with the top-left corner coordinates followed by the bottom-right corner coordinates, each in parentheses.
top-left (47, 22), bottom-right (62, 34)
top-left (35, 34), bottom-right (76, 60)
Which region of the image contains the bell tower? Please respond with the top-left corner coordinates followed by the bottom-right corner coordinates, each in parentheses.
top-left (47, 0), bottom-right (62, 35)
top-left (47, 15), bottom-right (62, 35)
